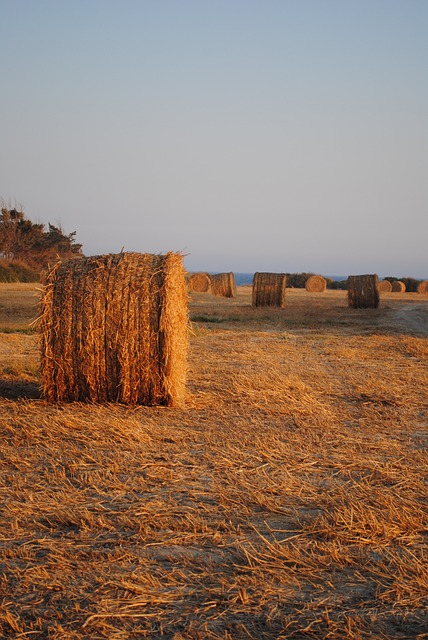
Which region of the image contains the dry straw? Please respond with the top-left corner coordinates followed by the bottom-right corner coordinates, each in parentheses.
top-left (187, 272), bottom-right (211, 293)
top-left (347, 274), bottom-right (379, 309)
top-left (378, 279), bottom-right (392, 293)
top-left (209, 272), bottom-right (237, 298)
top-left (417, 280), bottom-right (428, 294)
top-left (305, 275), bottom-right (326, 293)
top-left (40, 252), bottom-right (188, 405)
top-left (252, 272), bottom-right (287, 307)
top-left (391, 280), bottom-right (406, 293)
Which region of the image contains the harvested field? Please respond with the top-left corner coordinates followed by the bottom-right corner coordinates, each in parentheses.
top-left (0, 283), bottom-right (427, 639)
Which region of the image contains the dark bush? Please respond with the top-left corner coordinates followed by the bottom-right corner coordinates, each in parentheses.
top-left (0, 260), bottom-right (40, 283)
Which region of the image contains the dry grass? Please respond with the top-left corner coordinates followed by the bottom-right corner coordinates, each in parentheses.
top-left (0, 283), bottom-right (40, 331)
top-left (1, 283), bottom-right (427, 638)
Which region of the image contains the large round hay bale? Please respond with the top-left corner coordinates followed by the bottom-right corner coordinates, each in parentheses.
top-left (210, 272), bottom-right (237, 297)
top-left (347, 274), bottom-right (379, 309)
top-left (305, 275), bottom-right (326, 292)
top-left (378, 279), bottom-right (392, 293)
top-left (417, 280), bottom-right (428, 294)
top-left (40, 252), bottom-right (188, 406)
top-left (391, 280), bottom-right (406, 292)
top-left (188, 272), bottom-right (211, 293)
top-left (252, 272), bottom-right (286, 307)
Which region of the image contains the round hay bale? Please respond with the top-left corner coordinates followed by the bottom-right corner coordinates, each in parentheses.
top-left (209, 272), bottom-right (237, 298)
top-left (252, 272), bottom-right (287, 307)
top-left (305, 275), bottom-right (326, 292)
top-left (40, 252), bottom-right (188, 406)
top-left (188, 272), bottom-right (211, 293)
top-left (348, 274), bottom-right (379, 309)
top-left (417, 280), bottom-right (428, 294)
top-left (378, 279), bottom-right (392, 293)
top-left (391, 280), bottom-right (406, 292)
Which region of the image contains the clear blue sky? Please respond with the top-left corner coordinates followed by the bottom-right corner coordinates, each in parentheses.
top-left (1, 0), bottom-right (427, 277)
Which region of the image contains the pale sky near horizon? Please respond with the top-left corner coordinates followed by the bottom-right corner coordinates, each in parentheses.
top-left (1, 0), bottom-right (427, 277)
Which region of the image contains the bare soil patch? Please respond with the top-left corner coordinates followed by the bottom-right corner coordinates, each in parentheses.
top-left (389, 303), bottom-right (428, 336)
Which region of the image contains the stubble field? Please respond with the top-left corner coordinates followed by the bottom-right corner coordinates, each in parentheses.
top-left (0, 283), bottom-right (427, 639)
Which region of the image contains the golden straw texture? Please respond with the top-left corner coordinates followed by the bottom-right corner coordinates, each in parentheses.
top-left (392, 280), bottom-right (406, 292)
top-left (252, 272), bottom-right (287, 307)
top-left (209, 272), bottom-right (237, 297)
top-left (305, 275), bottom-right (326, 292)
top-left (40, 252), bottom-right (188, 405)
top-left (378, 279), bottom-right (393, 293)
top-left (347, 274), bottom-right (379, 309)
top-left (417, 280), bottom-right (428, 294)
top-left (187, 272), bottom-right (211, 293)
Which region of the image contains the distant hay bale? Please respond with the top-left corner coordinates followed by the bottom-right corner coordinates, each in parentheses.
top-left (391, 280), bottom-right (406, 293)
top-left (417, 280), bottom-right (428, 294)
top-left (347, 274), bottom-right (379, 309)
top-left (210, 272), bottom-right (237, 298)
top-left (252, 272), bottom-right (287, 308)
top-left (40, 252), bottom-right (188, 406)
top-left (378, 279), bottom-right (392, 293)
top-left (305, 275), bottom-right (326, 292)
top-left (188, 272), bottom-right (211, 293)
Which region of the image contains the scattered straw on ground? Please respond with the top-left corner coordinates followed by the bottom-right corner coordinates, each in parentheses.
top-left (0, 285), bottom-right (427, 638)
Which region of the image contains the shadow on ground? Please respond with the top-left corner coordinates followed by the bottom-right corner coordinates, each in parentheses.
top-left (0, 379), bottom-right (41, 399)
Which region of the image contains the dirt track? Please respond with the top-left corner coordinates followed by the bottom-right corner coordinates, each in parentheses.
top-left (390, 302), bottom-right (428, 336)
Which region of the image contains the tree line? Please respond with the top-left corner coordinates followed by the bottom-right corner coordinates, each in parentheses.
top-left (285, 273), bottom-right (424, 292)
top-left (327, 276), bottom-right (423, 292)
top-left (0, 204), bottom-right (424, 289)
top-left (0, 204), bottom-right (83, 281)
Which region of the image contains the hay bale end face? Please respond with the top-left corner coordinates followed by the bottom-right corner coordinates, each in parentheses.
top-left (417, 280), bottom-right (428, 294)
top-left (347, 274), bottom-right (379, 309)
top-left (305, 275), bottom-right (326, 292)
top-left (252, 272), bottom-right (287, 307)
top-left (391, 280), bottom-right (406, 293)
top-left (209, 272), bottom-right (237, 297)
top-left (187, 272), bottom-right (211, 293)
top-left (378, 279), bottom-right (392, 293)
top-left (40, 252), bottom-right (188, 406)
